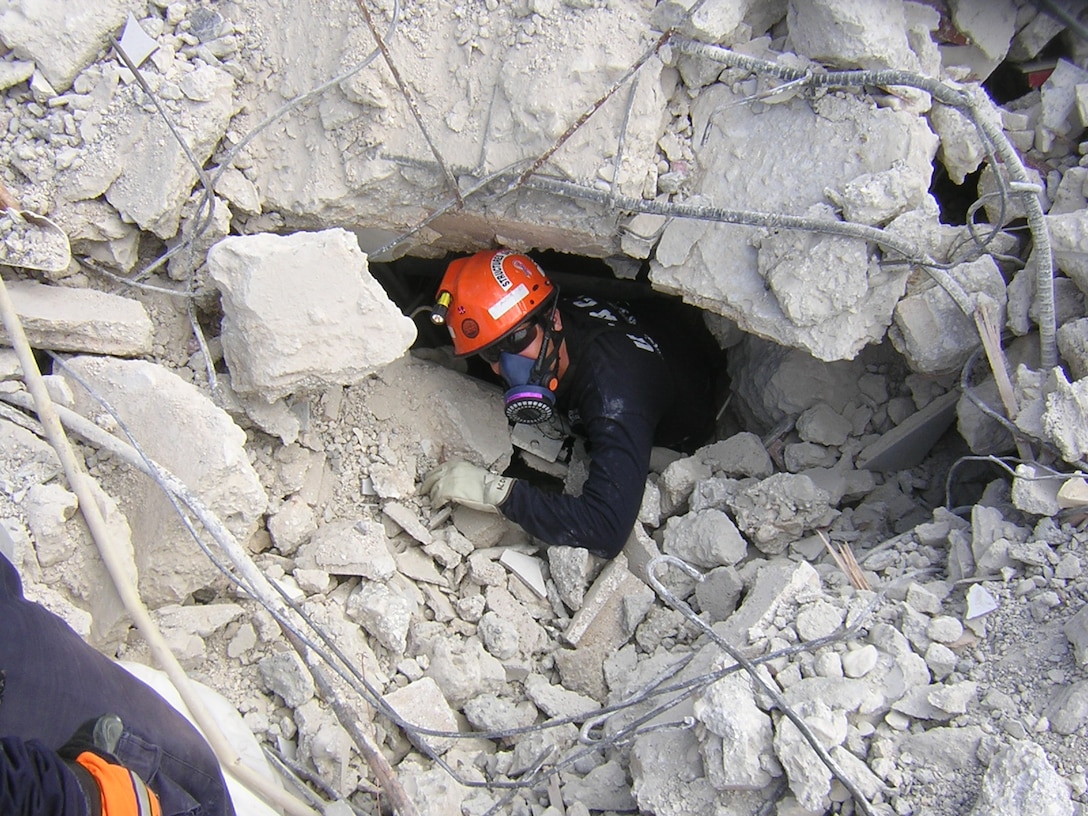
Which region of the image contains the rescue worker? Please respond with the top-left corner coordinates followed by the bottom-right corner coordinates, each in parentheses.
top-left (422, 248), bottom-right (718, 559)
top-left (0, 550), bottom-right (235, 816)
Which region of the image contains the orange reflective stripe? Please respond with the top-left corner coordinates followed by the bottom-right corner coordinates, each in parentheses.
top-left (75, 751), bottom-right (162, 816)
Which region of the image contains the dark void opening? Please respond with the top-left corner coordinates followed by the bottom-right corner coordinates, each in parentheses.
top-left (372, 249), bottom-right (733, 456)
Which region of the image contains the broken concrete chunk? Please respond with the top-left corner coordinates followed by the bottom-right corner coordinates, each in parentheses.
top-left (697, 431), bottom-right (774, 478)
top-left (967, 740), bottom-right (1074, 816)
top-left (0, 1), bottom-right (135, 93)
top-left (60, 356), bottom-right (267, 607)
top-left (258, 650), bottom-right (315, 708)
top-left (692, 671), bottom-right (777, 790)
top-left (857, 389), bottom-right (959, 472)
top-left (384, 677), bottom-right (459, 756)
top-left (1041, 368), bottom-right (1088, 464)
top-left (1064, 606), bottom-right (1088, 667)
top-left (663, 507), bottom-right (748, 569)
top-left (524, 674), bottom-right (599, 720)
top-left (346, 579), bottom-right (414, 654)
top-left (651, 77), bottom-right (936, 362)
top-left (207, 229), bottom-right (416, 400)
top-left (295, 518), bottom-right (396, 580)
top-left (728, 473), bottom-right (837, 555)
top-left (423, 636), bottom-right (506, 708)
top-left (890, 256), bottom-right (1007, 374)
top-left (1, 280), bottom-right (153, 357)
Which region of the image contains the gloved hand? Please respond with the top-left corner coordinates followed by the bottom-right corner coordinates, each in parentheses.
top-left (59, 715), bottom-right (162, 816)
top-left (421, 460), bottom-right (514, 513)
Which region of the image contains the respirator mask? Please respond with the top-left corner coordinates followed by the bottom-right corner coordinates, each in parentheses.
top-left (490, 297), bottom-right (561, 425)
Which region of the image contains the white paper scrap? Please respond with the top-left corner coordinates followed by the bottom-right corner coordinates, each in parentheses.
top-left (965, 584), bottom-right (999, 620)
top-left (119, 14), bottom-right (159, 69)
top-left (499, 549), bottom-right (547, 598)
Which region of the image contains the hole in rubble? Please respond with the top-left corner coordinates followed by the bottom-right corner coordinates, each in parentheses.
top-left (373, 249), bottom-right (718, 388)
top-left (929, 163), bottom-right (984, 226)
top-left (373, 250), bottom-right (735, 481)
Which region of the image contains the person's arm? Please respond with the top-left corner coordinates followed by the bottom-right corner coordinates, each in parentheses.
top-left (0, 736), bottom-right (90, 816)
top-left (501, 407), bottom-right (656, 558)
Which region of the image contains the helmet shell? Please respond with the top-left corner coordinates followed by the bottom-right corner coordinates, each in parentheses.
top-left (437, 250), bottom-right (555, 357)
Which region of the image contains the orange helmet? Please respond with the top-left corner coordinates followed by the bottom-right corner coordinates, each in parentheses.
top-left (432, 249), bottom-right (556, 357)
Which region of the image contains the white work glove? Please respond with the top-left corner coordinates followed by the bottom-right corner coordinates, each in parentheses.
top-left (421, 460), bottom-right (514, 513)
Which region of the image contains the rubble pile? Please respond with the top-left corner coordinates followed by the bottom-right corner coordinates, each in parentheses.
top-left (2, 1), bottom-right (1088, 815)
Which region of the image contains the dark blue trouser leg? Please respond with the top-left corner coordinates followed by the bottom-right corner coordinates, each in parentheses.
top-left (0, 553), bottom-right (235, 816)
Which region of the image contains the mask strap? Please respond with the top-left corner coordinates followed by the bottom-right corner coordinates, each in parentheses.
top-left (530, 295), bottom-right (561, 387)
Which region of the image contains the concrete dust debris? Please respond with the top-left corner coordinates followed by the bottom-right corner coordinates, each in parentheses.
top-left (2, 0), bottom-right (1088, 815)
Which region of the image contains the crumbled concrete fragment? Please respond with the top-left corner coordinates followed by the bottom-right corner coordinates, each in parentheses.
top-left (663, 507), bottom-right (748, 569)
top-left (652, 84), bottom-right (935, 362)
top-left (1, 281), bottom-right (153, 357)
top-left (697, 432), bottom-right (774, 478)
top-left (0, 0), bottom-right (136, 92)
top-left (476, 611), bottom-right (520, 660)
top-left (774, 698), bottom-right (846, 812)
top-left (384, 677), bottom-right (459, 756)
top-left (930, 103), bottom-right (986, 185)
top-left (267, 496), bottom-right (316, 556)
top-left (729, 473), bottom-right (837, 555)
top-left (925, 642), bottom-right (958, 680)
top-left (462, 693), bottom-right (536, 734)
top-left (796, 600), bottom-right (845, 642)
top-left (382, 501), bottom-right (433, 546)
top-left (694, 566), bottom-right (743, 623)
top-left (483, 585), bottom-right (549, 657)
top-left (1057, 318), bottom-right (1088, 381)
top-left (722, 558), bottom-right (822, 645)
top-left (796, 402), bottom-right (853, 447)
top-left (927, 616), bottom-right (964, 644)
top-left (693, 671), bottom-right (777, 790)
top-left (549, 545), bottom-right (595, 612)
top-left (890, 256), bottom-right (1007, 374)
top-left (1044, 681), bottom-right (1088, 736)
top-left (967, 740), bottom-right (1074, 816)
top-left (659, 455), bottom-right (712, 514)
top-left (207, 229), bottom-right (416, 400)
top-left (906, 582), bottom-right (942, 615)
top-left (1011, 463), bottom-right (1063, 517)
top-left (295, 518), bottom-right (396, 580)
top-left (0, 59), bottom-right (33, 91)
top-left (394, 548), bottom-right (446, 587)
top-left (1047, 209), bottom-right (1088, 295)
top-left (61, 356), bottom-right (267, 606)
top-left (345, 580), bottom-right (414, 654)
top-left (562, 760), bottom-right (637, 813)
top-left (825, 164), bottom-right (926, 225)
top-left (1041, 369), bottom-right (1088, 463)
top-left (1064, 606), bottom-right (1088, 667)
top-left (786, 0), bottom-right (920, 72)
top-left (842, 644), bottom-right (879, 679)
top-left (258, 650), bottom-right (315, 708)
top-left (630, 729), bottom-right (720, 815)
top-left (154, 603), bottom-right (244, 638)
top-left (524, 675), bottom-right (599, 720)
top-left (424, 636), bottom-right (507, 708)
top-left (1042, 59), bottom-right (1088, 138)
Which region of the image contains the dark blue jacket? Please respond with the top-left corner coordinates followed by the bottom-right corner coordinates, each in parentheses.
top-left (0, 737), bottom-right (88, 815)
top-left (500, 296), bottom-right (716, 558)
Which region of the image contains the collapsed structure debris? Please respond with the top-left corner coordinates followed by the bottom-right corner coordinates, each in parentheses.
top-left (2, 1), bottom-right (1088, 815)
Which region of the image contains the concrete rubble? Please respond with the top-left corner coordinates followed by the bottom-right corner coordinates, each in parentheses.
top-left (1, 1), bottom-right (1088, 816)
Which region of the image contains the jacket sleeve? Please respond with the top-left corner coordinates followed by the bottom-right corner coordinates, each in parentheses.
top-left (500, 331), bottom-right (667, 558)
top-left (0, 736), bottom-right (90, 816)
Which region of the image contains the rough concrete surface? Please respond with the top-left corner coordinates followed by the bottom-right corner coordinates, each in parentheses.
top-left (2, 1), bottom-right (1088, 815)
